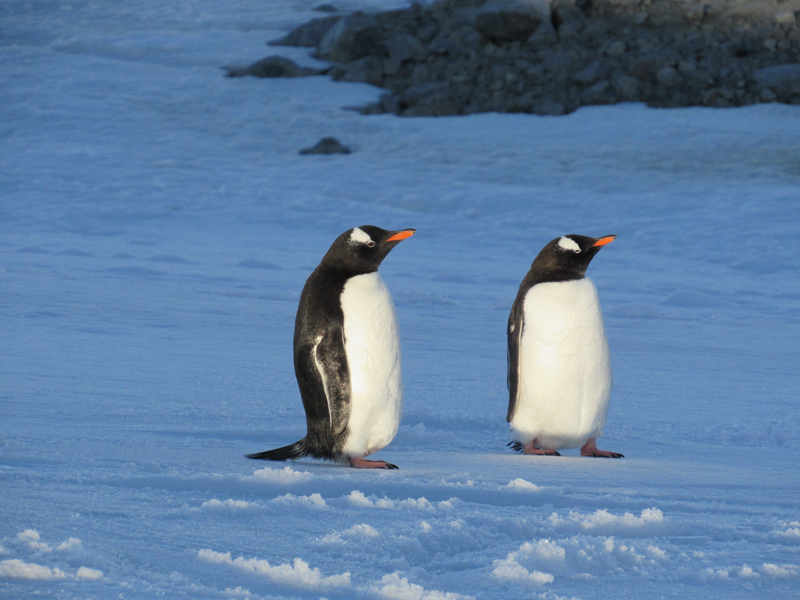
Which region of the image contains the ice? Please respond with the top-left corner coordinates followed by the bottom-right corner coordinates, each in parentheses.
top-left (2, 0), bottom-right (799, 598)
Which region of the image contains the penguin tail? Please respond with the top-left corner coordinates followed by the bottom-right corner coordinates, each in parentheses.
top-left (507, 440), bottom-right (524, 454)
top-left (246, 439), bottom-right (308, 461)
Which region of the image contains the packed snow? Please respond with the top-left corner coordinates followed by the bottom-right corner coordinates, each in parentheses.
top-left (2, 0), bottom-right (799, 598)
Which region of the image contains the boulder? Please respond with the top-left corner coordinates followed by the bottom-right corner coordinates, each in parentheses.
top-left (754, 63), bottom-right (800, 95)
top-left (269, 15), bottom-right (341, 47)
top-left (318, 13), bottom-right (384, 62)
top-left (299, 137), bottom-right (351, 155)
top-left (475, 0), bottom-right (551, 42)
top-left (224, 56), bottom-right (322, 78)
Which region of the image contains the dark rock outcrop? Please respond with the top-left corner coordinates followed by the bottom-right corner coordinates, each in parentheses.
top-left (260, 0), bottom-right (800, 117)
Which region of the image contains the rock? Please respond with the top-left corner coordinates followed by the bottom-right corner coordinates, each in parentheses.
top-left (330, 55), bottom-right (384, 85)
top-left (614, 75), bottom-right (640, 99)
top-left (313, 3), bottom-right (339, 12)
top-left (581, 80), bottom-right (613, 104)
top-left (656, 65), bottom-right (682, 87)
top-left (529, 20), bottom-right (558, 44)
top-left (269, 15), bottom-right (341, 47)
top-left (318, 13), bottom-right (383, 62)
top-left (605, 40), bottom-right (626, 57)
top-left (533, 98), bottom-right (567, 116)
top-left (754, 63), bottom-right (800, 94)
top-left (382, 33), bottom-right (428, 74)
top-left (553, 1), bottom-right (585, 26)
top-left (774, 10), bottom-right (797, 25)
top-left (299, 137), bottom-right (351, 155)
top-left (475, 0), bottom-right (551, 42)
top-left (760, 87), bottom-right (778, 101)
top-left (572, 59), bottom-right (602, 85)
top-left (224, 56), bottom-right (322, 78)
top-left (703, 88), bottom-right (734, 108)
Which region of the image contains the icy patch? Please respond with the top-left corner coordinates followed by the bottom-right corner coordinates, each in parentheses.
top-left (319, 524), bottom-right (380, 544)
top-left (770, 521), bottom-right (800, 541)
top-left (273, 493), bottom-right (328, 509)
top-left (198, 549), bottom-right (351, 590)
top-left (505, 478), bottom-right (543, 492)
top-left (17, 530), bottom-right (51, 553)
top-left (76, 566), bottom-right (104, 580)
top-left (557, 237), bottom-right (581, 253)
top-left (761, 563), bottom-right (799, 577)
top-left (373, 572), bottom-right (474, 600)
top-left (199, 499), bottom-right (262, 512)
top-left (247, 466), bottom-right (312, 484)
top-left (547, 508), bottom-right (667, 536)
top-left (0, 559), bottom-right (67, 580)
top-left (347, 490), bottom-right (437, 511)
top-left (56, 538), bottom-right (82, 551)
top-left (493, 535), bottom-right (670, 584)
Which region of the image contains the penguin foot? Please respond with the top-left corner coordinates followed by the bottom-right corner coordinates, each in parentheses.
top-left (507, 439), bottom-right (560, 456)
top-left (580, 438), bottom-right (624, 459)
top-left (349, 457), bottom-right (398, 470)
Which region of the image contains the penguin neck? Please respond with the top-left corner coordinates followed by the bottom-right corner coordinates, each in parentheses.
top-left (524, 267), bottom-right (586, 287)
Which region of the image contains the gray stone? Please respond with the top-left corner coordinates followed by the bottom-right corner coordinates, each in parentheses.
top-left (581, 81), bottom-right (613, 104)
top-left (533, 98), bottom-right (567, 115)
top-left (529, 20), bottom-right (558, 44)
top-left (269, 15), bottom-right (341, 47)
top-left (330, 56), bottom-right (384, 85)
top-left (475, 0), bottom-right (551, 41)
top-left (318, 13), bottom-right (383, 62)
top-left (656, 65), bottom-right (682, 87)
top-left (754, 63), bottom-right (800, 94)
top-left (224, 56), bottom-right (322, 78)
top-left (572, 59), bottom-right (602, 85)
top-left (605, 40), bottom-right (626, 57)
top-left (299, 137), bottom-right (351, 155)
top-left (774, 10), bottom-right (797, 25)
top-left (760, 87), bottom-right (778, 102)
top-left (553, 1), bottom-right (584, 26)
top-left (614, 75), bottom-right (640, 99)
top-left (703, 88), bottom-right (734, 108)
top-left (382, 33), bottom-right (428, 74)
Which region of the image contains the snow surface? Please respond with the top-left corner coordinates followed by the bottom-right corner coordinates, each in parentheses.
top-left (2, 0), bottom-right (799, 598)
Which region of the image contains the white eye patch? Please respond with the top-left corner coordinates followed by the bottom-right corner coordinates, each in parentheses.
top-left (349, 227), bottom-right (373, 245)
top-left (557, 236), bottom-right (581, 253)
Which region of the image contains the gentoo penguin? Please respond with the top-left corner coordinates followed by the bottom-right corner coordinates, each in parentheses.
top-left (247, 225), bottom-right (415, 469)
top-left (506, 234), bottom-right (623, 458)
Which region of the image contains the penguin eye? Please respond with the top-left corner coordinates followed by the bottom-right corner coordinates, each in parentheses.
top-left (366, 241), bottom-right (376, 248)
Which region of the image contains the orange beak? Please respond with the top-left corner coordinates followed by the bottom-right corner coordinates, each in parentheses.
top-left (386, 229), bottom-right (416, 242)
top-left (592, 235), bottom-right (617, 247)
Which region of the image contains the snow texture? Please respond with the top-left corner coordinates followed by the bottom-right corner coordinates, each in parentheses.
top-left (1, 0), bottom-right (799, 599)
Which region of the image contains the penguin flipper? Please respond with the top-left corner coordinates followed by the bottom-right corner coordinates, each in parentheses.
top-left (296, 327), bottom-right (351, 436)
top-left (506, 299), bottom-right (524, 422)
top-left (246, 440), bottom-right (308, 461)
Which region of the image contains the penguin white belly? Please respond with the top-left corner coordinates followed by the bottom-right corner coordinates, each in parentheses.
top-left (512, 278), bottom-right (611, 450)
top-left (339, 272), bottom-right (403, 457)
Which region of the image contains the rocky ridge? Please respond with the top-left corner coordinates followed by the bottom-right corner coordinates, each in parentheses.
top-left (249, 0), bottom-right (800, 116)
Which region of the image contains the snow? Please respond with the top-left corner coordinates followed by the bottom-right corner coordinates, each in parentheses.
top-left (1, 0), bottom-right (799, 599)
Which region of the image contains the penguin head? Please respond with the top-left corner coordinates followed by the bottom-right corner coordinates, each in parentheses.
top-left (530, 234), bottom-right (616, 281)
top-left (321, 226), bottom-right (416, 274)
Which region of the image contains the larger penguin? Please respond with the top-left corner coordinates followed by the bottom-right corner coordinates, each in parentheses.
top-left (507, 234), bottom-right (623, 458)
top-left (247, 225), bottom-right (415, 469)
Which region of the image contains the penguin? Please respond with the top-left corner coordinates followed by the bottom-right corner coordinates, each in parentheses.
top-left (247, 225), bottom-right (415, 469)
top-left (506, 234), bottom-right (623, 458)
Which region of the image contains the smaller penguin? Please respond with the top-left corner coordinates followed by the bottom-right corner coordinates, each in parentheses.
top-left (507, 234), bottom-right (623, 458)
top-left (247, 226), bottom-right (415, 469)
